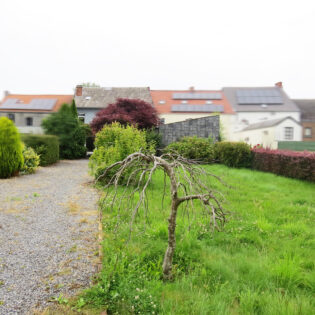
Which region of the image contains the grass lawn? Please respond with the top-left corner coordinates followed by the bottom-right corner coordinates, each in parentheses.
top-left (81, 164), bottom-right (315, 314)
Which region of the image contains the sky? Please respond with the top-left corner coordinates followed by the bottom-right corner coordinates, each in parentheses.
top-left (0, 0), bottom-right (314, 98)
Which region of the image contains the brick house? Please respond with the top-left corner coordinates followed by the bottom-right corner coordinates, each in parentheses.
top-left (293, 99), bottom-right (315, 141)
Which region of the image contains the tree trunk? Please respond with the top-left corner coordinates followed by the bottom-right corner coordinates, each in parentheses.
top-left (162, 198), bottom-right (179, 280)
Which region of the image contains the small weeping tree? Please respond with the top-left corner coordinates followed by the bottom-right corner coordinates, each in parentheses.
top-left (97, 152), bottom-right (227, 281)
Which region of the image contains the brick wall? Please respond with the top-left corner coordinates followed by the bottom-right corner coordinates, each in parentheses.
top-left (159, 115), bottom-right (220, 146)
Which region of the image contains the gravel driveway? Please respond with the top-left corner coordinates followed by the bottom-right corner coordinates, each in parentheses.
top-left (0, 160), bottom-right (100, 315)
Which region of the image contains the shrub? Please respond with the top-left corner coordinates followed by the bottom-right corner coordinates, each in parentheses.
top-left (165, 136), bottom-right (215, 163)
top-left (41, 103), bottom-right (87, 159)
top-left (20, 146), bottom-right (40, 175)
top-left (252, 148), bottom-right (315, 181)
top-left (214, 141), bottom-right (253, 168)
top-left (0, 117), bottom-right (24, 178)
top-left (89, 122), bottom-right (149, 182)
top-left (145, 128), bottom-right (162, 152)
top-left (90, 98), bottom-right (160, 134)
top-left (21, 134), bottom-right (59, 166)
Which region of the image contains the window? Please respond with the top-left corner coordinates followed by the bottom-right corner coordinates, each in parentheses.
top-left (284, 127), bottom-right (293, 140)
top-left (304, 127), bottom-right (312, 137)
top-left (158, 100), bottom-right (166, 105)
top-left (78, 113), bottom-right (85, 123)
top-left (8, 113), bottom-right (15, 122)
top-left (26, 117), bottom-right (33, 126)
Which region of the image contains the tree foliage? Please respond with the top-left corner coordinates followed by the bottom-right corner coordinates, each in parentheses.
top-left (0, 117), bottom-right (24, 178)
top-left (90, 98), bottom-right (160, 134)
top-left (41, 104), bottom-right (86, 159)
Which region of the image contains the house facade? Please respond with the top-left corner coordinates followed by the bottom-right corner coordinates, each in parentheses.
top-left (0, 92), bottom-right (73, 133)
top-left (74, 85), bottom-right (153, 124)
top-left (150, 87), bottom-right (235, 140)
top-left (294, 99), bottom-right (315, 141)
top-left (222, 82), bottom-right (302, 146)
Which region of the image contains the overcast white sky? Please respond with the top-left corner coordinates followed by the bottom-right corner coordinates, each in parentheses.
top-left (0, 0), bottom-right (314, 98)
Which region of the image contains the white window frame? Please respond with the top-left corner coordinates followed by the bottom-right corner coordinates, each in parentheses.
top-left (284, 127), bottom-right (294, 140)
top-left (304, 127), bottom-right (312, 137)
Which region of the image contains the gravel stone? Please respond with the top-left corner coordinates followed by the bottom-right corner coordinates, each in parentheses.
top-left (0, 160), bottom-right (100, 315)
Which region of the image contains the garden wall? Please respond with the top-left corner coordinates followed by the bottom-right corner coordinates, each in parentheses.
top-left (278, 141), bottom-right (315, 152)
top-left (159, 115), bottom-right (220, 146)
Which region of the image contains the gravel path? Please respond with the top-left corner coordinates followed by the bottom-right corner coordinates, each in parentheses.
top-left (0, 160), bottom-right (100, 315)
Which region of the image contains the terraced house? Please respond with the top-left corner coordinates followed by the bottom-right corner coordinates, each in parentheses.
top-left (0, 92), bottom-right (73, 134)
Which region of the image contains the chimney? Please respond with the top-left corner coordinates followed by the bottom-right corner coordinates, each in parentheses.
top-left (275, 82), bottom-right (283, 88)
top-left (189, 86), bottom-right (195, 92)
top-left (75, 85), bottom-right (83, 96)
top-left (4, 90), bottom-right (9, 97)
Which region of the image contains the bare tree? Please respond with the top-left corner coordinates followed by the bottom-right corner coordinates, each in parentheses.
top-left (97, 152), bottom-right (227, 281)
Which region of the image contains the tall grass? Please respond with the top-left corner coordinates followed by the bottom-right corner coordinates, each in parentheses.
top-left (81, 165), bottom-right (315, 314)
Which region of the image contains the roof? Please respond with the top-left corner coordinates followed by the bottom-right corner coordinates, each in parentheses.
top-left (241, 116), bottom-right (300, 131)
top-left (0, 94), bottom-right (73, 112)
top-left (293, 99), bottom-right (315, 121)
top-left (223, 86), bottom-right (300, 112)
top-left (150, 90), bottom-right (234, 114)
top-left (75, 87), bottom-right (153, 108)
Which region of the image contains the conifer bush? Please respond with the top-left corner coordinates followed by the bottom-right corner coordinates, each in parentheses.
top-left (20, 146), bottom-right (40, 175)
top-left (0, 117), bottom-right (24, 178)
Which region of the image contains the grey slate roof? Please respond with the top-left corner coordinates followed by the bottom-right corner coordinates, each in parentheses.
top-left (293, 99), bottom-right (315, 121)
top-left (223, 87), bottom-right (300, 112)
top-left (75, 87), bottom-right (153, 109)
top-left (241, 116), bottom-right (300, 131)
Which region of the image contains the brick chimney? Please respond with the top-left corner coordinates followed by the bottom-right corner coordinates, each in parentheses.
top-left (75, 85), bottom-right (83, 96)
top-left (189, 86), bottom-right (195, 92)
top-left (275, 82), bottom-right (283, 88)
top-left (4, 90), bottom-right (9, 97)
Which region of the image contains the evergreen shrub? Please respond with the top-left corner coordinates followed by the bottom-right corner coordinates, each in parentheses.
top-left (214, 141), bottom-right (253, 168)
top-left (21, 134), bottom-right (59, 166)
top-left (20, 146), bottom-right (40, 174)
top-left (165, 136), bottom-right (215, 163)
top-left (0, 117), bottom-right (24, 178)
top-left (89, 122), bottom-right (149, 182)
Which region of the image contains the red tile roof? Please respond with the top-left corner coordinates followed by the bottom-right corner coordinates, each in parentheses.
top-left (150, 90), bottom-right (234, 114)
top-left (0, 94), bottom-right (73, 112)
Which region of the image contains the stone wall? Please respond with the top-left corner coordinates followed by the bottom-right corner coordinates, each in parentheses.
top-left (159, 115), bottom-right (220, 146)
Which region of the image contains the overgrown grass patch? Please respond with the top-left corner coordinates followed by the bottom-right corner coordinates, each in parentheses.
top-left (80, 165), bottom-right (315, 314)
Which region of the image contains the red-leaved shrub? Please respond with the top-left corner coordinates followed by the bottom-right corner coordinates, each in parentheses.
top-left (252, 148), bottom-right (315, 182)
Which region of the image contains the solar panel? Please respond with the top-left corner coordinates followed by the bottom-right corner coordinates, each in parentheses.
top-left (0, 98), bottom-right (57, 110)
top-left (173, 93), bottom-right (222, 100)
top-left (236, 89), bottom-right (283, 104)
top-left (171, 104), bottom-right (224, 112)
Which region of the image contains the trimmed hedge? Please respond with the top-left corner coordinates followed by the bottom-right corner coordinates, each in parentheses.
top-left (0, 117), bottom-right (24, 178)
top-left (214, 142), bottom-right (253, 168)
top-left (165, 136), bottom-right (215, 163)
top-left (21, 134), bottom-right (59, 166)
top-left (252, 148), bottom-right (315, 182)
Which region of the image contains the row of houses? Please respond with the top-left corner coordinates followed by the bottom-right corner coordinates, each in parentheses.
top-left (0, 82), bottom-right (314, 148)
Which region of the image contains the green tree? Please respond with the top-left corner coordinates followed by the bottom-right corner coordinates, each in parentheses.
top-left (70, 99), bottom-right (78, 117)
top-left (0, 117), bottom-right (24, 178)
top-left (42, 104), bottom-right (86, 159)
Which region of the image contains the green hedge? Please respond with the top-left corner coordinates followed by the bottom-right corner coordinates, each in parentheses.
top-left (21, 134), bottom-right (59, 166)
top-left (214, 141), bottom-right (253, 168)
top-left (165, 136), bottom-right (215, 163)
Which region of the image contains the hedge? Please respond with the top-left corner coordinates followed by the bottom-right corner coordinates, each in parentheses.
top-left (21, 134), bottom-right (59, 166)
top-left (252, 148), bottom-right (315, 182)
top-left (214, 141), bottom-right (253, 168)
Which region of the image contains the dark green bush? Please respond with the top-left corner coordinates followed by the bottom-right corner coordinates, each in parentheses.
top-left (145, 128), bottom-right (162, 152)
top-left (165, 136), bottom-right (215, 163)
top-left (214, 141), bottom-right (253, 168)
top-left (21, 134), bottom-right (59, 166)
top-left (20, 146), bottom-right (40, 174)
top-left (0, 117), bottom-right (24, 178)
top-left (41, 103), bottom-right (87, 159)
